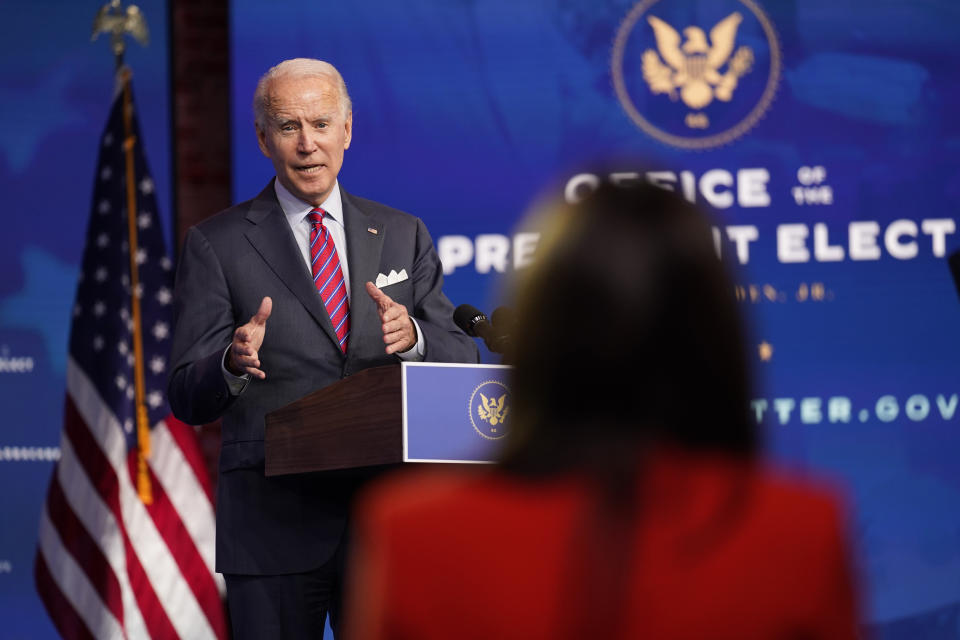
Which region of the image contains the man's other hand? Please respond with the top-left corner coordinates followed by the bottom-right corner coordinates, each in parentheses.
top-left (227, 296), bottom-right (272, 379)
top-left (365, 282), bottom-right (415, 354)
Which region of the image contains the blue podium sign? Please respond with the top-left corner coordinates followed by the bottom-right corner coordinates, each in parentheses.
top-left (402, 363), bottom-right (512, 463)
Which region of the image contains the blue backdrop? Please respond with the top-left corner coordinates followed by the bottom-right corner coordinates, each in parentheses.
top-left (1, 0), bottom-right (959, 637)
top-left (230, 0), bottom-right (960, 636)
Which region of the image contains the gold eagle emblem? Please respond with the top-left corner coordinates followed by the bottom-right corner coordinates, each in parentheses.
top-left (642, 12), bottom-right (753, 110)
top-left (477, 393), bottom-right (508, 427)
top-left (92, 0), bottom-right (150, 61)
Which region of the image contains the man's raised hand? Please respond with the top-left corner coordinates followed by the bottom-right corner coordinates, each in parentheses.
top-left (227, 296), bottom-right (272, 379)
top-left (365, 282), bottom-right (416, 355)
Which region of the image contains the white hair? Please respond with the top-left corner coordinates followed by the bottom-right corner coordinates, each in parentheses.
top-left (253, 58), bottom-right (352, 129)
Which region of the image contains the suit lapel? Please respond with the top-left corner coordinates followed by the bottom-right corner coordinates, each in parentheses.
top-left (243, 181), bottom-right (342, 352)
top-left (341, 187), bottom-right (384, 359)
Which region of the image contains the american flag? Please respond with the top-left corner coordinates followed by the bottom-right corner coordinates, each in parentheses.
top-left (34, 78), bottom-right (228, 639)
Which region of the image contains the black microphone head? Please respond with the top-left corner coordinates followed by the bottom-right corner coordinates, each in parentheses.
top-left (453, 304), bottom-right (487, 337)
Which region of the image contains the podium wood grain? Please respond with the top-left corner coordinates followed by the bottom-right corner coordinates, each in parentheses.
top-left (264, 365), bottom-right (404, 476)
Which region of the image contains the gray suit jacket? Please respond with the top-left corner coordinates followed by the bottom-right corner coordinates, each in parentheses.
top-left (168, 181), bottom-right (479, 574)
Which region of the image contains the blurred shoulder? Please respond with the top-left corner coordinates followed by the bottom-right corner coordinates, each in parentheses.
top-left (668, 449), bottom-right (846, 509)
top-left (654, 449), bottom-right (850, 541)
top-left (753, 462), bottom-right (849, 525)
top-left (706, 454), bottom-right (851, 551)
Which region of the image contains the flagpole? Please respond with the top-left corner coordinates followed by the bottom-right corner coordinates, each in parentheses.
top-left (93, 0), bottom-right (153, 504)
top-left (120, 67), bottom-right (154, 505)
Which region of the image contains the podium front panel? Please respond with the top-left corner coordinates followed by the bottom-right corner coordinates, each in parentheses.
top-left (402, 363), bottom-right (512, 463)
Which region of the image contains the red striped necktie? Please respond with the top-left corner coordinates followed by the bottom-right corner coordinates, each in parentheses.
top-left (308, 209), bottom-right (350, 352)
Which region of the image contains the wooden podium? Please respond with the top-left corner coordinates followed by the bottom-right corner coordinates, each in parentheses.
top-left (264, 365), bottom-right (403, 476)
top-left (264, 362), bottom-right (511, 477)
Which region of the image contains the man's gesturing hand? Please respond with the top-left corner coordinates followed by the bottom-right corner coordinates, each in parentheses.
top-left (365, 282), bottom-right (416, 355)
top-left (227, 296), bottom-right (272, 379)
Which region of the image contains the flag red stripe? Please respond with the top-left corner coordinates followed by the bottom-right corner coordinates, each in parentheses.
top-left (124, 544), bottom-right (180, 640)
top-left (63, 396), bottom-right (180, 640)
top-left (134, 453), bottom-right (229, 639)
top-left (163, 415), bottom-right (215, 504)
top-left (45, 474), bottom-right (125, 626)
top-left (63, 399), bottom-right (121, 515)
top-left (35, 552), bottom-right (97, 640)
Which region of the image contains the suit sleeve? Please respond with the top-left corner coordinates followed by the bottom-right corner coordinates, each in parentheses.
top-left (167, 226), bottom-right (239, 425)
top-left (409, 218), bottom-right (480, 364)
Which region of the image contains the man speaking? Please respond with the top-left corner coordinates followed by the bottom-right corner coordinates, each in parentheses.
top-left (168, 58), bottom-right (478, 638)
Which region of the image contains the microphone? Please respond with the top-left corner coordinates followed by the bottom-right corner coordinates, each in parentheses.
top-left (453, 304), bottom-right (509, 353)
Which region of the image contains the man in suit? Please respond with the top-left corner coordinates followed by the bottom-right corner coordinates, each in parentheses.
top-left (168, 58), bottom-right (479, 639)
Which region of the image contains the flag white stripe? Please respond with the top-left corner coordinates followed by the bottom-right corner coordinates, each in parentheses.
top-left (56, 432), bottom-right (150, 639)
top-left (67, 357), bottom-right (218, 640)
top-left (149, 419), bottom-right (225, 595)
top-left (38, 506), bottom-right (126, 640)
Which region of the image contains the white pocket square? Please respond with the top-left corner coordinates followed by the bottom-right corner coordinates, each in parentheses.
top-left (375, 269), bottom-right (408, 288)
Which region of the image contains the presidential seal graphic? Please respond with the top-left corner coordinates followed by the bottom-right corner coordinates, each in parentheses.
top-left (469, 380), bottom-right (511, 440)
top-left (611, 0), bottom-right (781, 149)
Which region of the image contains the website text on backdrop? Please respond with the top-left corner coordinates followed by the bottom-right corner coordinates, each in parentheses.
top-left (347, 179), bottom-right (861, 639)
top-left (167, 58), bottom-right (478, 639)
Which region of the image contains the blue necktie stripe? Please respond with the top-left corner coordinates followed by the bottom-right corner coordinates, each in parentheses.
top-left (327, 287), bottom-right (347, 316)
top-left (311, 235), bottom-right (328, 267)
top-left (317, 265), bottom-right (340, 293)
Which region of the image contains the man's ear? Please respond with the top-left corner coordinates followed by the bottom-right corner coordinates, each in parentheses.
top-left (343, 112), bottom-right (352, 150)
top-left (256, 123), bottom-right (271, 158)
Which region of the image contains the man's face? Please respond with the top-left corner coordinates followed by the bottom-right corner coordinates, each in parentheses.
top-left (256, 73), bottom-right (352, 206)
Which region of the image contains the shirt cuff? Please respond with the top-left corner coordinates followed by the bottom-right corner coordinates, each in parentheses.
top-left (396, 318), bottom-right (425, 362)
top-left (221, 345), bottom-right (250, 396)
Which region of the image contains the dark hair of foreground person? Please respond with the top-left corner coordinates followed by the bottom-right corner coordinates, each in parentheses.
top-left (500, 181), bottom-right (757, 482)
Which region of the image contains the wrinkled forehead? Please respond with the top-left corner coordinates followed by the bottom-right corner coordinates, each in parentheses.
top-left (266, 73), bottom-right (346, 118)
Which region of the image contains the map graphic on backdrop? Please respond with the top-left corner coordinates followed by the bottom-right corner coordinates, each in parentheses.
top-left (230, 0), bottom-right (960, 634)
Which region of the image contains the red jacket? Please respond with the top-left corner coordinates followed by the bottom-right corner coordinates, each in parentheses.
top-left (348, 452), bottom-right (860, 640)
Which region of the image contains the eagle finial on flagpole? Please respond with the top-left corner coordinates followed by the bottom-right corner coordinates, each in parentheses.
top-left (92, 0), bottom-right (150, 70)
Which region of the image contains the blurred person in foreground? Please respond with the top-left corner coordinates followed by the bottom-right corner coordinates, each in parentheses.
top-left (346, 180), bottom-right (860, 639)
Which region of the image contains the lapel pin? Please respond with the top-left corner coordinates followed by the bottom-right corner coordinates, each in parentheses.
top-left (368, 227), bottom-right (379, 235)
